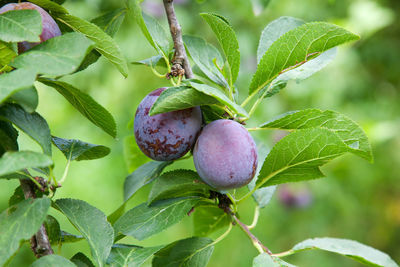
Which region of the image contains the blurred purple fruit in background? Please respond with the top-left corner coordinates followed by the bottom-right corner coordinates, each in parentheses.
top-left (278, 184), bottom-right (313, 208)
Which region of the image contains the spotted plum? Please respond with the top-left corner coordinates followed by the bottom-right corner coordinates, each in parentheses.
top-left (0, 2), bottom-right (61, 53)
top-left (134, 88), bottom-right (202, 161)
top-left (193, 119), bottom-right (258, 190)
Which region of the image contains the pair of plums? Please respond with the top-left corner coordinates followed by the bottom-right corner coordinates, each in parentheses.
top-left (134, 88), bottom-right (258, 190)
top-left (0, 2), bottom-right (61, 53)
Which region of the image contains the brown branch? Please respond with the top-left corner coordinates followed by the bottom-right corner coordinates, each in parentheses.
top-left (163, 0), bottom-right (194, 79)
top-left (232, 213), bottom-right (272, 255)
top-left (19, 179), bottom-right (54, 258)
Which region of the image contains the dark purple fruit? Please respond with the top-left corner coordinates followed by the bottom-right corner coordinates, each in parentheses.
top-left (193, 119), bottom-right (258, 190)
top-left (0, 2), bottom-right (61, 53)
top-left (134, 88), bottom-right (202, 161)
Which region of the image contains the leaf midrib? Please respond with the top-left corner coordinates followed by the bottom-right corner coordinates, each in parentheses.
top-left (0, 13), bottom-right (40, 41)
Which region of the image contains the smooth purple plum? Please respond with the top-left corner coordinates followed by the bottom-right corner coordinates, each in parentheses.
top-left (134, 88), bottom-right (202, 161)
top-left (0, 2), bottom-right (61, 53)
top-left (193, 119), bottom-right (258, 190)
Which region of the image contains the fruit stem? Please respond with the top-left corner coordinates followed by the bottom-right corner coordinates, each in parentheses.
top-left (58, 158), bottom-right (71, 185)
top-left (150, 66), bottom-right (167, 78)
top-left (226, 193), bottom-right (237, 213)
top-left (246, 127), bottom-right (267, 131)
top-left (240, 92), bottom-right (255, 107)
top-left (248, 84), bottom-right (271, 117)
top-left (247, 206), bottom-right (260, 230)
top-left (232, 213), bottom-right (272, 255)
top-left (49, 166), bottom-right (58, 188)
top-left (236, 186), bottom-right (257, 204)
top-left (211, 222), bottom-right (233, 245)
top-left (59, 146), bottom-right (73, 185)
top-left (272, 249), bottom-right (296, 258)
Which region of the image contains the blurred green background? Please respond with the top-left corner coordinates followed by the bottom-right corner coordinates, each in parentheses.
top-left (1, 0), bottom-right (399, 266)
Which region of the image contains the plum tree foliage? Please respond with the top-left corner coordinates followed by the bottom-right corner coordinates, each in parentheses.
top-left (0, 0), bottom-right (397, 267)
top-left (0, 2), bottom-right (61, 53)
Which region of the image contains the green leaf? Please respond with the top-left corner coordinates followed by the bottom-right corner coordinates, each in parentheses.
top-left (70, 252), bottom-right (95, 267)
top-left (52, 136), bottom-right (110, 161)
top-left (0, 103), bottom-right (52, 155)
top-left (148, 170), bottom-right (211, 205)
top-left (149, 86), bottom-right (219, 116)
top-left (248, 143), bottom-right (277, 208)
top-left (251, 0), bottom-right (271, 16)
top-left (275, 258), bottom-right (297, 267)
top-left (8, 186), bottom-right (24, 206)
top-left (0, 151), bottom-right (52, 177)
top-left (200, 13), bottom-right (240, 85)
top-left (77, 8), bottom-right (127, 72)
top-left (252, 185), bottom-right (276, 208)
top-left (256, 128), bottom-right (351, 188)
top-left (253, 253), bottom-right (279, 267)
top-left (0, 120), bottom-right (18, 155)
top-left (11, 32), bottom-right (94, 76)
top-left (30, 255), bottom-right (76, 267)
top-left (260, 109), bottom-right (373, 162)
top-left (132, 55), bottom-right (167, 68)
top-left (91, 8), bottom-right (126, 37)
top-left (265, 48), bottom-right (337, 98)
top-left (0, 10), bottom-right (41, 42)
top-left (108, 160), bottom-right (171, 225)
top-left (60, 231), bottom-right (84, 243)
top-left (290, 237), bottom-right (398, 267)
top-left (257, 16), bottom-right (304, 63)
top-left (200, 105), bottom-right (226, 123)
top-left (0, 68), bottom-right (37, 104)
top-left (193, 204), bottom-right (230, 236)
top-left (55, 198), bottom-right (114, 267)
top-left (142, 13), bottom-right (170, 55)
top-left (44, 215), bottom-right (61, 244)
top-left (9, 86), bottom-right (39, 113)
top-left (188, 81), bottom-right (248, 117)
top-left (114, 197), bottom-right (200, 240)
top-left (28, 0), bottom-right (68, 14)
top-left (249, 22), bottom-right (359, 96)
top-left (108, 245), bottom-right (164, 267)
top-left (123, 135), bottom-right (150, 173)
top-left (124, 160), bottom-right (172, 201)
top-left (107, 203), bottom-right (126, 226)
top-left (128, 0), bottom-right (170, 56)
top-left (152, 237), bottom-right (214, 267)
top-left (0, 41), bottom-right (17, 68)
top-left (253, 253), bottom-right (297, 267)
top-left (56, 14), bottom-right (128, 77)
top-left (0, 198), bottom-right (51, 266)
top-left (183, 35), bottom-right (228, 87)
top-left (39, 79), bottom-right (117, 138)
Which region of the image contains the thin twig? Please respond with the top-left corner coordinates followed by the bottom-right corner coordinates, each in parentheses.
top-left (163, 0), bottom-right (194, 79)
top-left (19, 179), bottom-right (54, 257)
top-left (232, 213), bottom-right (272, 255)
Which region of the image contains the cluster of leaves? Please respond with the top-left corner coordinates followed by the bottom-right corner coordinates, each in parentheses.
top-left (0, 0), bottom-right (398, 267)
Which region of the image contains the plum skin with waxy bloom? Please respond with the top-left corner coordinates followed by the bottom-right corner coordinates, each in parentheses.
top-left (134, 88), bottom-right (202, 161)
top-left (193, 119), bottom-right (258, 190)
top-left (0, 2), bottom-right (61, 53)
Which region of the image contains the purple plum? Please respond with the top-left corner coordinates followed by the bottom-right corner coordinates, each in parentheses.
top-left (193, 119), bottom-right (258, 190)
top-left (134, 88), bottom-right (202, 161)
top-left (0, 2), bottom-right (61, 53)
